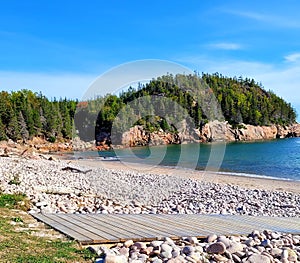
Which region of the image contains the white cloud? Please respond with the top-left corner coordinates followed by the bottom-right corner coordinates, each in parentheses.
top-left (0, 71), bottom-right (97, 100)
top-left (284, 53), bottom-right (300, 63)
top-left (208, 42), bottom-right (243, 50)
top-left (225, 10), bottom-right (300, 28)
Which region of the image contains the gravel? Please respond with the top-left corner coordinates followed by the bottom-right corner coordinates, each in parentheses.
top-left (1, 157), bottom-right (300, 262)
top-left (0, 157), bottom-right (299, 217)
top-left (91, 230), bottom-right (300, 263)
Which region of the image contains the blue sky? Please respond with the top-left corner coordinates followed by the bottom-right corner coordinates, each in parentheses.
top-left (1, 0), bottom-right (300, 120)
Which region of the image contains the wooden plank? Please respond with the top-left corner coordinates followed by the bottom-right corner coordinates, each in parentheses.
top-left (225, 215), bottom-right (272, 232)
top-left (164, 214), bottom-right (235, 236)
top-left (146, 215), bottom-right (204, 237)
top-left (87, 214), bottom-right (160, 240)
top-left (54, 214), bottom-right (118, 243)
top-left (122, 214), bottom-right (193, 238)
top-left (125, 214), bottom-right (212, 237)
top-left (67, 214), bottom-right (147, 241)
top-left (32, 213), bottom-right (300, 245)
top-left (98, 214), bottom-right (178, 240)
top-left (252, 216), bottom-right (300, 233)
top-left (142, 214), bottom-right (212, 237)
top-left (112, 214), bottom-right (180, 238)
top-left (32, 213), bottom-right (93, 243)
top-left (150, 214), bottom-right (213, 237)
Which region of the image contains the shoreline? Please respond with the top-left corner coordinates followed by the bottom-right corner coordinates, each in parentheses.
top-left (1, 154), bottom-right (300, 216)
top-left (73, 158), bottom-right (300, 194)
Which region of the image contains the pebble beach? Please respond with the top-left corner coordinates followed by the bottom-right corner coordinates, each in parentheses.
top-left (1, 156), bottom-right (300, 262)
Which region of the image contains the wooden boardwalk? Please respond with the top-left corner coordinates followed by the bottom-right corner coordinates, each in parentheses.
top-left (31, 213), bottom-right (300, 245)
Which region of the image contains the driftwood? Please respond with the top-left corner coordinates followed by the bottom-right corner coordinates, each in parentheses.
top-left (61, 166), bottom-right (92, 174)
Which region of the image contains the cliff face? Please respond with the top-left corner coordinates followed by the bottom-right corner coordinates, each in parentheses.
top-left (121, 125), bottom-right (180, 147)
top-left (110, 121), bottom-right (300, 147)
top-left (199, 121), bottom-right (300, 142)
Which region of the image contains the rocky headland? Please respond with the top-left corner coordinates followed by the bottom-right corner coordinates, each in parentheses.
top-left (99, 121), bottom-right (300, 148)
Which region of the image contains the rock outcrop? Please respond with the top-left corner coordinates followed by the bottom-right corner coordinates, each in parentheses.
top-left (120, 125), bottom-right (180, 147)
top-left (107, 121), bottom-right (300, 147)
top-left (200, 121), bottom-right (300, 142)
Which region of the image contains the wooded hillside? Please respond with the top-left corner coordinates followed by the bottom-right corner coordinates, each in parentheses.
top-left (0, 73), bottom-right (296, 143)
top-left (90, 73), bottom-right (296, 143)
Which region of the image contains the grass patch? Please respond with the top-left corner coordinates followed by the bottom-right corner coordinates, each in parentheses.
top-left (0, 195), bottom-right (96, 262)
top-left (0, 193), bottom-right (30, 210)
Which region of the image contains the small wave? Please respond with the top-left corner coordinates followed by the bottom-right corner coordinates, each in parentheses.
top-left (216, 171), bottom-right (300, 182)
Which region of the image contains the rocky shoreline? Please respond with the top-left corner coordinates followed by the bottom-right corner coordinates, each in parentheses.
top-left (97, 121), bottom-right (300, 149)
top-left (1, 156), bottom-right (300, 262)
top-left (1, 157), bottom-right (299, 217)
top-left (92, 230), bottom-right (300, 263)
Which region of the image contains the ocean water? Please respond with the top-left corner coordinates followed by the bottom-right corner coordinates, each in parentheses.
top-left (79, 137), bottom-right (300, 181)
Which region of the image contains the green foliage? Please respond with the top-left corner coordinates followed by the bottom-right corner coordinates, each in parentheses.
top-left (202, 73), bottom-right (296, 126)
top-left (92, 73), bottom-right (296, 143)
top-left (11, 216), bottom-right (23, 223)
top-left (0, 207), bottom-right (95, 262)
top-left (0, 193), bottom-right (27, 209)
top-left (0, 73), bottom-right (296, 144)
top-left (0, 90), bottom-right (76, 142)
top-left (48, 136), bottom-right (56, 143)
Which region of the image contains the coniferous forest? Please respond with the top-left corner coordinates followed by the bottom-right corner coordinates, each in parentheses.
top-left (0, 90), bottom-right (76, 142)
top-left (0, 73), bottom-right (297, 143)
top-left (90, 73), bottom-right (296, 142)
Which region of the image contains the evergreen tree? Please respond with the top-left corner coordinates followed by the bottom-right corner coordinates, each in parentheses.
top-left (0, 118), bottom-right (7, 141)
top-left (6, 112), bottom-right (20, 141)
top-left (18, 111), bottom-right (29, 141)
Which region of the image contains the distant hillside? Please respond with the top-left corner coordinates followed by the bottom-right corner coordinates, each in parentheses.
top-left (0, 73), bottom-right (297, 144)
top-left (202, 73), bottom-right (296, 126)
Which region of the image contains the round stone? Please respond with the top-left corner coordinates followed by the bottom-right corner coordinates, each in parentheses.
top-left (161, 243), bottom-right (172, 253)
top-left (246, 254), bottom-right (271, 263)
top-left (185, 236), bottom-right (198, 244)
top-left (261, 239), bottom-right (271, 248)
top-left (206, 242), bottom-right (226, 254)
top-left (182, 245), bottom-right (195, 255)
top-left (218, 236), bottom-right (231, 247)
top-left (160, 251), bottom-right (172, 259)
top-left (150, 240), bottom-right (163, 247)
top-left (287, 249), bottom-right (297, 262)
top-left (124, 240), bottom-right (134, 248)
top-left (207, 234), bottom-right (218, 243)
top-left (227, 241), bottom-right (244, 254)
top-left (133, 242), bottom-right (147, 250)
top-left (270, 248), bottom-right (282, 257)
top-left (105, 255), bottom-right (127, 263)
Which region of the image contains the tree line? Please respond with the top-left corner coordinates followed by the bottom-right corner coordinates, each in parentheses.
top-left (0, 73), bottom-right (297, 143)
top-left (202, 73), bottom-right (296, 126)
top-left (88, 73), bottom-right (296, 142)
top-left (0, 90), bottom-right (76, 142)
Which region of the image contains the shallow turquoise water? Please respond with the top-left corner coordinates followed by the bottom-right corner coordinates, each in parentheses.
top-left (79, 137), bottom-right (300, 181)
